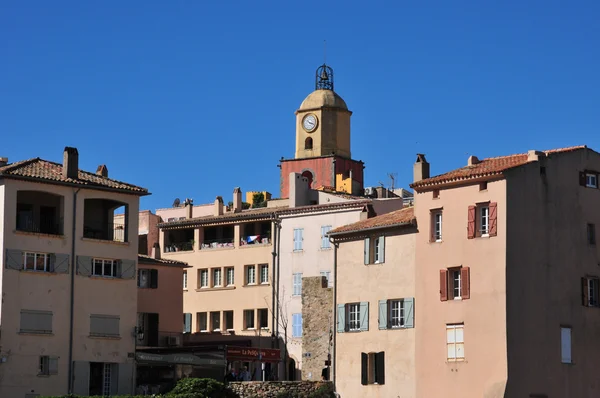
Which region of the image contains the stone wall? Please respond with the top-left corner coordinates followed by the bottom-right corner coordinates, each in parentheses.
top-left (301, 276), bottom-right (333, 381)
top-left (229, 381), bottom-right (332, 397)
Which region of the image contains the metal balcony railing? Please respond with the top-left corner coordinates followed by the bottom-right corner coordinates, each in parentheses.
top-left (83, 222), bottom-right (126, 242)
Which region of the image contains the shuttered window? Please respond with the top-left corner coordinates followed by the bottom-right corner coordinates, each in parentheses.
top-left (379, 298), bottom-right (415, 330)
top-left (468, 203), bottom-right (498, 238)
top-left (440, 268), bottom-right (470, 301)
top-left (361, 352), bottom-right (385, 385)
top-left (183, 313), bottom-right (192, 333)
top-left (20, 310), bottom-right (53, 334)
top-left (447, 323), bottom-right (465, 361)
top-left (292, 313), bottom-right (302, 338)
top-left (582, 277), bottom-right (600, 307)
top-left (561, 327), bottom-right (572, 363)
top-left (364, 236), bottom-right (385, 264)
top-left (320, 271), bottom-right (333, 287)
top-left (93, 259), bottom-right (117, 277)
top-left (321, 226), bottom-right (332, 249)
top-left (39, 356), bottom-right (59, 376)
top-left (90, 314), bottom-right (120, 337)
top-left (293, 228), bottom-right (304, 251)
top-left (293, 273), bottom-right (302, 296)
top-left (138, 268), bottom-right (158, 289)
top-left (345, 302), bottom-right (368, 332)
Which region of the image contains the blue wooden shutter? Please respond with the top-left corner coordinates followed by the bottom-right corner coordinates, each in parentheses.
top-left (378, 235), bottom-right (385, 263)
top-left (337, 304), bottom-right (345, 333)
top-left (5, 249), bottom-right (24, 270)
top-left (52, 253), bottom-right (70, 273)
top-left (378, 300), bottom-right (388, 330)
top-left (120, 259), bottom-right (136, 279)
top-left (405, 297), bottom-right (414, 328)
top-left (359, 302), bottom-right (369, 331)
top-left (364, 238), bottom-right (370, 264)
top-left (298, 228), bottom-right (303, 250)
top-left (76, 256), bottom-right (92, 276)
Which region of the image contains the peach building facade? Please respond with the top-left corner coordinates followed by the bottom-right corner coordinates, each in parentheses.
top-left (0, 148), bottom-right (147, 397)
top-left (329, 207), bottom-right (417, 398)
top-left (411, 146), bottom-right (600, 397)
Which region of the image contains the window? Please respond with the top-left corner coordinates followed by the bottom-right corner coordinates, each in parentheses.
top-left (348, 303), bottom-right (361, 331)
top-left (90, 314), bottom-right (120, 337)
top-left (199, 269), bottom-right (208, 288)
top-left (293, 273), bottom-right (302, 296)
top-left (183, 313), bottom-right (192, 333)
top-left (258, 308), bottom-right (268, 329)
top-left (440, 267), bottom-right (470, 301)
top-left (20, 310), bottom-right (53, 334)
top-left (244, 309), bottom-right (255, 329)
top-left (260, 264), bottom-right (269, 284)
top-left (197, 312), bottom-right (207, 332)
top-left (583, 277), bottom-right (600, 307)
top-left (338, 302), bottom-right (369, 333)
top-left (320, 271), bottom-right (333, 288)
top-left (183, 271), bottom-right (188, 289)
top-left (364, 236), bottom-right (385, 264)
top-left (378, 298), bottom-right (414, 330)
top-left (431, 211), bottom-right (442, 242)
top-left (93, 258), bottom-right (117, 278)
top-left (213, 268), bottom-right (222, 287)
top-left (587, 223), bottom-right (596, 245)
top-left (479, 182), bottom-right (488, 191)
top-left (467, 203), bottom-right (497, 238)
top-left (446, 323), bottom-right (465, 361)
top-left (321, 226), bottom-right (332, 249)
top-left (138, 269), bottom-right (158, 289)
top-left (585, 173), bottom-right (598, 188)
top-left (292, 313), bottom-right (302, 337)
top-left (226, 267), bottom-right (235, 286)
top-left (246, 265), bottom-right (256, 285)
top-left (361, 352), bottom-right (385, 385)
top-left (39, 356), bottom-right (58, 376)
top-left (432, 189), bottom-right (440, 199)
top-left (224, 310), bottom-right (234, 330)
top-left (561, 326), bottom-right (572, 363)
top-left (210, 311), bottom-right (220, 331)
top-left (305, 137), bottom-right (313, 150)
top-left (24, 252), bottom-right (50, 272)
top-left (293, 228), bottom-right (304, 251)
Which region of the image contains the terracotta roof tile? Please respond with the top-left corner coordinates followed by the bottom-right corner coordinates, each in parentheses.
top-left (411, 146), bottom-right (587, 189)
top-left (329, 207), bottom-right (415, 235)
top-left (0, 158), bottom-right (148, 194)
top-left (138, 255), bottom-right (189, 267)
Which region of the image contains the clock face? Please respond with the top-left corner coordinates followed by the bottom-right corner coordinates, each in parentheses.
top-left (302, 114), bottom-right (318, 132)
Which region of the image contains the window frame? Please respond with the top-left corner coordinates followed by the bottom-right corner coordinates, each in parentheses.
top-left (226, 267), bottom-right (235, 286)
top-left (292, 313), bottom-right (303, 338)
top-left (450, 268), bottom-right (462, 300)
top-left (213, 268), bottom-right (222, 287)
top-left (431, 210), bottom-right (443, 242)
top-left (197, 312), bottom-right (208, 332)
top-left (347, 303), bottom-right (361, 331)
top-left (183, 270), bottom-right (188, 290)
top-left (293, 228), bottom-right (304, 251)
top-left (388, 299), bottom-right (405, 329)
top-left (586, 172), bottom-right (598, 188)
top-left (364, 235), bottom-right (385, 265)
top-left (260, 264), bottom-right (269, 284)
top-left (138, 269), bottom-right (150, 288)
top-left (561, 326), bottom-right (572, 364)
top-left (199, 269), bottom-right (209, 288)
top-left (320, 270), bottom-right (333, 288)
top-left (224, 310), bottom-right (234, 331)
top-left (244, 309), bottom-right (255, 330)
top-left (582, 276), bottom-right (600, 307)
top-left (446, 323), bottom-right (465, 362)
top-left (293, 273), bottom-right (302, 296)
top-left (321, 225), bottom-right (332, 249)
top-left (92, 258), bottom-right (117, 278)
top-left (38, 355), bottom-right (58, 376)
top-left (24, 252), bottom-right (50, 272)
top-left (258, 308), bottom-right (269, 329)
top-left (479, 205), bottom-right (490, 236)
top-left (587, 223), bottom-right (596, 245)
top-left (246, 265), bottom-right (256, 285)
top-left (210, 311), bottom-right (221, 332)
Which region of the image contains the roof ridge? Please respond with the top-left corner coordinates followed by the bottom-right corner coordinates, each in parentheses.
top-left (40, 158), bottom-right (146, 189)
top-left (0, 157), bottom-right (41, 173)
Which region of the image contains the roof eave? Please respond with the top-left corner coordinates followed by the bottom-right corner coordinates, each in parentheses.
top-left (410, 173), bottom-right (506, 192)
top-left (0, 174), bottom-right (150, 196)
top-left (328, 219), bottom-right (416, 239)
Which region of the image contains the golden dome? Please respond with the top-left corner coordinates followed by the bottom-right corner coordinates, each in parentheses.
top-left (299, 89), bottom-right (348, 111)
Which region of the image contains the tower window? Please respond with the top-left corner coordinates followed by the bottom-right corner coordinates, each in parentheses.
top-left (305, 137), bottom-right (313, 150)
top-left (301, 170), bottom-right (314, 188)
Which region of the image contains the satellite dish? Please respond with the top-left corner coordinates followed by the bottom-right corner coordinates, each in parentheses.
top-left (173, 198), bottom-right (181, 207)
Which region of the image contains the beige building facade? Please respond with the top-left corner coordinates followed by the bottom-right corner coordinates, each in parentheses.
top-left (329, 207), bottom-right (417, 398)
top-left (411, 146), bottom-right (600, 397)
top-left (0, 148), bottom-right (148, 397)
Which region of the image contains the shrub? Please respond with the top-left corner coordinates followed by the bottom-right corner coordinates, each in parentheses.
top-left (168, 377), bottom-right (236, 398)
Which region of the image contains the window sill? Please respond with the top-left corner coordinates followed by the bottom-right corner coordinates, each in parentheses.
top-left (81, 237), bottom-right (130, 246)
top-left (198, 246), bottom-right (234, 252)
top-left (88, 334), bottom-right (121, 340)
top-left (292, 250), bottom-right (304, 254)
top-left (195, 286), bottom-right (236, 292)
top-left (244, 283), bottom-right (268, 288)
top-left (239, 244), bottom-right (272, 250)
top-left (20, 270), bottom-right (60, 276)
top-left (14, 230), bottom-right (65, 239)
top-left (19, 331), bottom-right (54, 336)
top-left (431, 239), bottom-right (443, 243)
top-left (319, 247), bottom-right (333, 251)
top-left (89, 275), bottom-right (126, 281)
top-left (446, 359), bottom-right (466, 364)
top-left (163, 249), bottom-right (197, 255)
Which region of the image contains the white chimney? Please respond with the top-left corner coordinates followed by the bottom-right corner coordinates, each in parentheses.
top-left (468, 155), bottom-right (480, 166)
top-left (233, 187), bottom-right (242, 213)
top-left (528, 150), bottom-right (544, 162)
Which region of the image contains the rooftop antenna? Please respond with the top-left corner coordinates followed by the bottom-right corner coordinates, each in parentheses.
top-left (388, 172), bottom-right (398, 191)
top-left (324, 39), bottom-right (327, 65)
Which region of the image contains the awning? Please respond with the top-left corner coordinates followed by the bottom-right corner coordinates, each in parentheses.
top-left (136, 352), bottom-right (226, 367)
top-left (226, 346), bottom-right (281, 363)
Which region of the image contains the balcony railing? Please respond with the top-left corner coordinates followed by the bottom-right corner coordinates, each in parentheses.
top-left (137, 331), bottom-right (183, 348)
top-left (201, 238), bottom-right (235, 250)
top-left (16, 214), bottom-right (62, 235)
top-left (164, 241), bottom-right (194, 252)
top-left (240, 234), bottom-right (271, 246)
top-left (83, 222), bottom-right (125, 242)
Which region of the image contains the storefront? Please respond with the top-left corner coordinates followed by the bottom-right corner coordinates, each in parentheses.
top-left (225, 346), bottom-right (281, 381)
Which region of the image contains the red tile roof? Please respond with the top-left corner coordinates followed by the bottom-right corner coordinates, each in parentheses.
top-left (329, 206), bottom-right (415, 235)
top-left (410, 146), bottom-right (587, 190)
top-left (138, 255), bottom-right (188, 267)
top-left (0, 158), bottom-right (148, 194)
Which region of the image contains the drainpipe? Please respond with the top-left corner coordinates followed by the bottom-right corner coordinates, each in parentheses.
top-left (67, 188), bottom-right (81, 394)
top-left (270, 216), bottom-right (278, 349)
top-left (332, 157), bottom-right (337, 191)
top-left (275, 219), bottom-right (282, 377)
top-left (329, 237), bottom-right (338, 392)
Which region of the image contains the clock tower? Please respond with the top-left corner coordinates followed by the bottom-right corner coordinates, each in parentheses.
top-left (279, 64), bottom-right (365, 198)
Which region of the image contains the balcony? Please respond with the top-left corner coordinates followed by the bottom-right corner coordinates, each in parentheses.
top-left (138, 330), bottom-right (183, 348)
top-left (200, 225), bottom-right (234, 251)
top-left (83, 199), bottom-right (128, 243)
top-left (16, 191), bottom-right (64, 236)
top-left (165, 228), bottom-right (194, 252)
top-left (201, 238), bottom-right (235, 250)
top-left (240, 221), bottom-right (271, 247)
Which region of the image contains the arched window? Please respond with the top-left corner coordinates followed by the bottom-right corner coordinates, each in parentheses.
top-left (301, 170), bottom-right (314, 189)
top-left (305, 137), bottom-right (313, 150)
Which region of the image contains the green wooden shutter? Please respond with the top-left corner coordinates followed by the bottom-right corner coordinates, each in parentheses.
top-left (405, 297), bottom-right (414, 328)
top-left (378, 236), bottom-right (385, 263)
top-left (364, 238), bottom-right (370, 264)
top-left (5, 249), bottom-right (24, 270)
top-left (52, 253), bottom-right (70, 273)
top-left (76, 256), bottom-right (93, 276)
top-left (378, 300), bottom-right (388, 330)
top-left (337, 304), bottom-right (345, 333)
top-left (375, 352), bottom-right (385, 385)
top-left (120, 259), bottom-right (136, 279)
top-left (360, 353), bottom-right (368, 385)
top-left (150, 269), bottom-right (159, 288)
top-left (359, 302), bottom-right (369, 331)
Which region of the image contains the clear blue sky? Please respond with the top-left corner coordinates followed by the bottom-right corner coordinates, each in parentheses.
top-left (2, 1), bottom-right (599, 210)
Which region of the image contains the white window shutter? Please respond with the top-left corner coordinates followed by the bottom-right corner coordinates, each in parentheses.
top-left (359, 302), bottom-right (369, 331)
top-left (378, 300), bottom-right (388, 330)
top-left (364, 238), bottom-right (370, 264)
top-left (337, 304), bottom-right (346, 333)
top-left (378, 236), bottom-right (385, 263)
top-left (405, 297), bottom-right (414, 328)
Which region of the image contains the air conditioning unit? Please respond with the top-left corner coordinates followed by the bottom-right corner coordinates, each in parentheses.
top-left (165, 336), bottom-right (180, 346)
top-left (364, 187), bottom-right (375, 197)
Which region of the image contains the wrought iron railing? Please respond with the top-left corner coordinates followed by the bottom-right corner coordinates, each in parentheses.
top-left (164, 241), bottom-right (194, 252)
top-left (201, 238), bottom-right (235, 250)
top-left (83, 222), bottom-right (126, 242)
top-left (240, 234), bottom-right (271, 246)
top-left (16, 214), bottom-right (63, 235)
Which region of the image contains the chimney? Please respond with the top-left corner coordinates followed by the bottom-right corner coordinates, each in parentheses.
top-left (527, 150), bottom-right (544, 162)
top-left (0, 157), bottom-right (8, 167)
top-left (413, 154), bottom-right (430, 183)
top-left (151, 243), bottom-right (161, 260)
top-left (185, 200), bottom-right (193, 219)
top-left (96, 164), bottom-right (108, 177)
top-left (62, 147), bottom-right (79, 180)
top-left (467, 155), bottom-right (480, 166)
top-left (214, 196), bottom-right (224, 216)
top-left (289, 172), bottom-right (310, 208)
top-left (233, 187), bottom-right (242, 213)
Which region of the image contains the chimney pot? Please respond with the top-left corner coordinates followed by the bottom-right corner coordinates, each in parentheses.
top-left (62, 147), bottom-right (79, 179)
top-left (413, 153), bottom-right (430, 183)
top-left (233, 187), bottom-right (242, 213)
top-left (151, 243), bottom-right (161, 260)
top-left (214, 196), bottom-right (224, 216)
top-left (467, 155), bottom-right (480, 166)
top-left (96, 164), bottom-right (108, 177)
top-left (0, 157), bottom-right (8, 167)
top-left (528, 150), bottom-right (544, 162)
